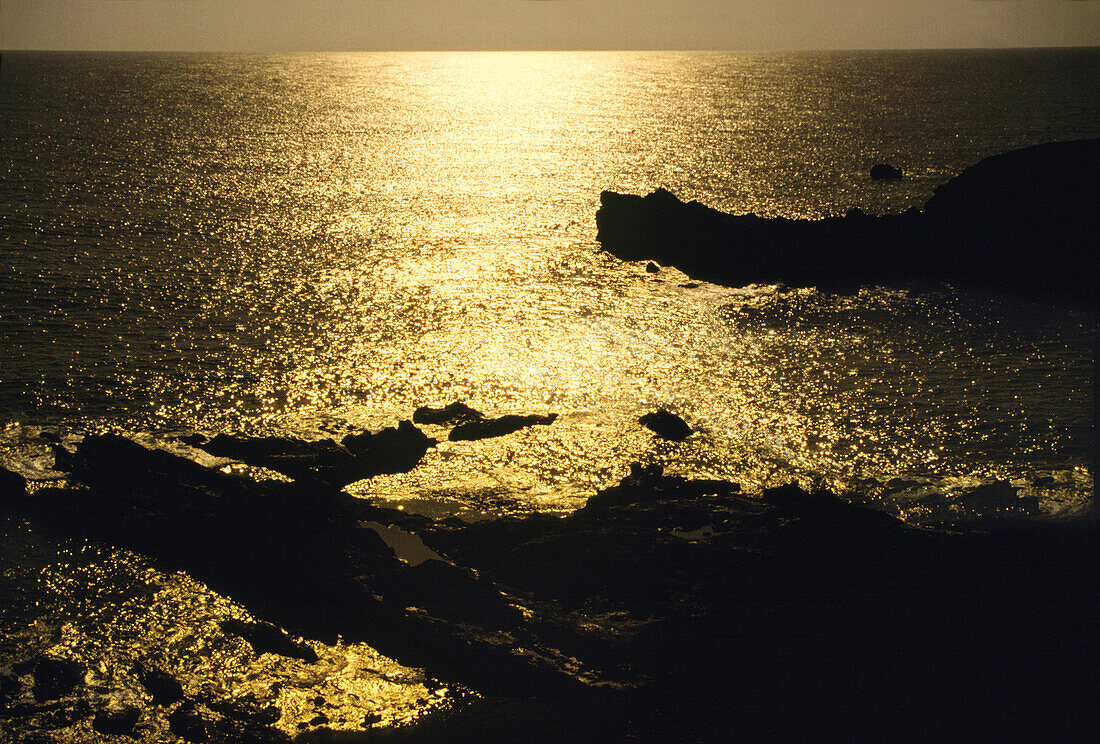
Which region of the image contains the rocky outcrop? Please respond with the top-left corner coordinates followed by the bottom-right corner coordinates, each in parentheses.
top-left (25, 434), bottom-right (605, 698)
top-left (870, 162), bottom-right (903, 179)
top-left (597, 138), bottom-right (1100, 296)
top-left (197, 420), bottom-right (435, 487)
top-left (11, 437), bottom-right (1096, 740)
top-left (0, 463), bottom-right (27, 503)
top-left (420, 464), bottom-right (1097, 741)
top-left (412, 402), bottom-right (484, 426)
top-left (219, 619), bottom-right (319, 663)
top-left (638, 409), bottom-right (692, 440)
top-left (448, 413), bottom-right (558, 441)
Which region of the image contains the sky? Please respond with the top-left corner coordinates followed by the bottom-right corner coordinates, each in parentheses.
top-left (1, 0), bottom-right (1098, 52)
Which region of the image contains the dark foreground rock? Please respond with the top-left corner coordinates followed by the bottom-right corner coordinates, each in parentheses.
top-left (92, 707), bottom-right (141, 737)
top-left (0, 463), bottom-right (27, 502)
top-left (23, 435), bottom-right (599, 699)
top-left (220, 619), bottom-right (319, 663)
top-left (32, 657), bottom-right (84, 702)
top-left (10, 439), bottom-right (1097, 741)
top-left (448, 413), bottom-right (558, 441)
top-left (419, 466), bottom-right (1097, 741)
top-left (198, 420), bottom-right (435, 487)
top-left (597, 138), bottom-right (1100, 296)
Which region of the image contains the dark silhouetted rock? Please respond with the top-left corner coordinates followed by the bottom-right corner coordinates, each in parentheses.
top-left (412, 402), bottom-right (484, 426)
top-left (966, 479), bottom-right (1025, 511)
top-left (0, 669), bottom-right (21, 704)
top-left (340, 420), bottom-right (437, 474)
top-left (51, 443), bottom-right (75, 472)
top-left (18, 433), bottom-right (1097, 741)
top-left (870, 163), bottom-right (903, 180)
top-left (393, 559), bottom-right (520, 630)
top-left (134, 662), bottom-right (184, 705)
top-left (638, 409), bottom-right (692, 440)
top-left (33, 657), bottom-right (83, 701)
top-left (574, 462), bottom-right (743, 518)
top-left (199, 421), bottom-right (435, 486)
top-left (93, 707), bottom-right (141, 737)
top-left (177, 433), bottom-right (208, 447)
top-left (200, 434), bottom-right (354, 485)
top-left (0, 463), bottom-right (27, 500)
top-left (645, 261), bottom-right (661, 273)
top-left (221, 619), bottom-right (319, 663)
top-left (448, 413), bottom-right (558, 441)
top-left (597, 139), bottom-right (1100, 296)
top-left (19, 435), bottom-right (601, 699)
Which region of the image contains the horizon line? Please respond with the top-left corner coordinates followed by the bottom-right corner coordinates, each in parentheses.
top-left (3, 44), bottom-right (1099, 55)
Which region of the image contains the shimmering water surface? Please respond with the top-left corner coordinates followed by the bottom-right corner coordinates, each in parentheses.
top-left (0, 49), bottom-right (1097, 739)
top-left (2, 50), bottom-right (1095, 517)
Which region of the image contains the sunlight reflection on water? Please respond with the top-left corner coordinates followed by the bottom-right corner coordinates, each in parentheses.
top-left (1, 50), bottom-right (1095, 517)
top-left (0, 50), bottom-right (1096, 742)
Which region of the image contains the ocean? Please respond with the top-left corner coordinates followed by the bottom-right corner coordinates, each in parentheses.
top-left (0, 49), bottom-right (1097, 739)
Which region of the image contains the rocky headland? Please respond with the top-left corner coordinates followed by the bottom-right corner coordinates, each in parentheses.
top-left (597, 138), bottom-right (1100, 296)
top-left (2, 414), bottom-right (1096, 742)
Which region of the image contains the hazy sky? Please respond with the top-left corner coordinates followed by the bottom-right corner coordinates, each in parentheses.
top-left (2, 0), bottom-right (1098, 51)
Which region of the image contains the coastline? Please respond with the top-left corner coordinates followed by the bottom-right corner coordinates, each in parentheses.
top-left (3, 409), bottom-right (1096, 741)
top-left (597, 139), bottom-right (1100, 298)
top-left (1, 130), bottom-right (1096, 740)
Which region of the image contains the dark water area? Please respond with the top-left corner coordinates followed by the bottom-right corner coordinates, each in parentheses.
top-left (0, 49), bottom-right (1097, 741)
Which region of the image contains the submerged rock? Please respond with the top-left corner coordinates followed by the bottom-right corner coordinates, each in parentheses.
top-left (168, 702), bottom-right (218, 742)
top-left (638, 409), bottom-right (692, 440)
top-left (448, 413), bottom-right (558, 441)
top-left (170, 699), bottom-right (288, 744)
top-left (597, 139), bottom-right (1100, 296)
top-left (412, 402), bottom-right (484, 426)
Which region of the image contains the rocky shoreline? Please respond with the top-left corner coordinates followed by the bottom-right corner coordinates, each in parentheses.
top-left (2, 416), bottom-right (1096, 742)
top-left (596, 138), bottom-right (1100, 296)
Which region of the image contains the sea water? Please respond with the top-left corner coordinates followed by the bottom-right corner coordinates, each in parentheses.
top-left (0, 49), bottom-right (1096, 737)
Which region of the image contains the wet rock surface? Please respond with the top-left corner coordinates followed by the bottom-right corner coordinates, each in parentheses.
top-left (597, 139), bottom-right (1100, 296)
top-left (92, 706), bottom-right (141, 737)
top-left (32, 657), bottom-right (84, 702)
top-left (7, 434), bottom-right (1096, 741)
